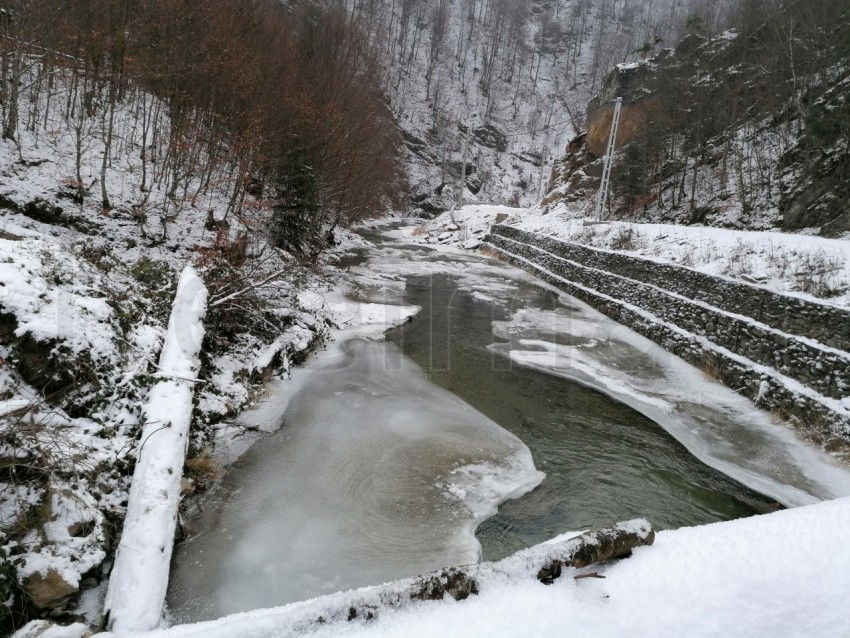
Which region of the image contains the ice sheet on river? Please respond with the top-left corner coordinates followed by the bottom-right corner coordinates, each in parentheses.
top-left (168, 339), bottom-right (543, 623)
top-left (489, 303), bottom-right (850, 507)
top-left (355, 237), bottom-right (850, 507)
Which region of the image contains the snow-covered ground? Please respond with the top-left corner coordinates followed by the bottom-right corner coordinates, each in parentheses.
top-left (0, 69), bottom-right (333, 627)
top-left (411, 205), bottom-right (524, 249)
top-left (413, 203), bottom-right (850, 307)
top-left (95, 496), bottom-right (850, 638)
top-left (515, 204), bottom-right (850, 306)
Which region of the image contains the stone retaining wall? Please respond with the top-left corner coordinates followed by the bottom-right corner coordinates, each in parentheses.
top-left (492, 225), bottom-right (850, 351)
top-left (487, 233), bottom-right (850, 400)
top-left (484, 228), bottom-right (850, 442)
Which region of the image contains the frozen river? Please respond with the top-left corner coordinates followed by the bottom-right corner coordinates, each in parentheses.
top-left (167, 224), bottom-right (850, 622)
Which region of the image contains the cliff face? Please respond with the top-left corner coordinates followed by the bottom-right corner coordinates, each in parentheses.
top-left (585, 60), bottom-right (660, 157)
top-left (547, 22), bottom-right (850, 237)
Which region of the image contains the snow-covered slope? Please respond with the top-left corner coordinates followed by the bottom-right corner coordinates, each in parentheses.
top-left (0, 64), bottom-right (333, 628)
top-left (413, 203), bottom-right (850, 306)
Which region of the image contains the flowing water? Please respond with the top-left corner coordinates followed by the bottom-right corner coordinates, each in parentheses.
top-left (385, 272), bottom-right (773, 561)
top-left (168, 224), bottom-right (850, 622)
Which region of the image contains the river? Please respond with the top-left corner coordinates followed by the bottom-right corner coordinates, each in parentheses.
top-left (167, 223), bottom-right (850, 623)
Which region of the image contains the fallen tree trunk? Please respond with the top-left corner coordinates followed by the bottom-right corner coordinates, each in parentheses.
top-left (310, 520), bottom-right (655, 629)
top-left (104, 266), bottom-right (208, 634)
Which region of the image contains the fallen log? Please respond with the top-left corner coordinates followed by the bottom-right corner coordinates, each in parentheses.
top-left (103, 266), bottom-right (208, 634)
top-left (406, 518), bottom-right (654, 602)
top-left (535, 521), bottom-right (654, 584)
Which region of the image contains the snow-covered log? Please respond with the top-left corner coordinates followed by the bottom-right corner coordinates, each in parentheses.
top-left (104, 266), bottom-right (208, 634)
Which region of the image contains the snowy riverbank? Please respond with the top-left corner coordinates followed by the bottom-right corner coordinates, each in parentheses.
top-left (94, 496), bottom-right (850, 638)
top-left (413, 204), bottom-right (850, 307)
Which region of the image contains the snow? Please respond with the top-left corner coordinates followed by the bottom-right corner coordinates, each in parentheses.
top-left (12, 620), bottom-right (91, 638)
top-left (104, 267), bottom-right (208, 634)
top-left (0, 236), bottom-right (121, 362)
top-left (411, 205), bottom-right (524, 249)
top-left (513, 209), bottom-right (850, 306)
top-left (109, 497), bottom-right (850, 638)
top-left (326, 300), bottom-right (420, 331)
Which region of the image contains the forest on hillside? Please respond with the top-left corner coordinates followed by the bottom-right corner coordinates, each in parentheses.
top-left (532, 0), bottom-right (850, 236)
top-left (336, 0), bottom-right (743, 213)
top-left (0, 0), bottom-right (406, 256)
top-left (602, 0), bottom-right (850, 234)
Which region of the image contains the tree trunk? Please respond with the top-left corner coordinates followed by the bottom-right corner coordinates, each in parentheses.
top-left (104, 267), bottom-right (208, 634)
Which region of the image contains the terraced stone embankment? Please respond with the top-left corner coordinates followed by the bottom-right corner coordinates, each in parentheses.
top-left (485, 225), bottom-right (850, 446)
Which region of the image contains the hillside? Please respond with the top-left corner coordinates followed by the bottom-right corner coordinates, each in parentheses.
top-left (541, 1), bottom-right (850, 236)
top-left (351, 0), bottom-right (735, 216)
top-left (0, 1), bottom-right (399, 631)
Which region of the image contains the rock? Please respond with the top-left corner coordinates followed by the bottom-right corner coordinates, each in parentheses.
top-left (11, 620), bottom-right (91, 638)
top-left (466, 173), bottom-right (482, 195)
top-left (438, 231), bottom-right (454, 240)
top-left (473, 124), bottom-right (508, 153)
top-left (79, 577), bottom-right (98, 590)
top-left (22, 569), bottom-right (78, 611)
top-left (463, 239), bottom-right (481, 250)
top-left (180, 477), bottom-right (196, 497)
top-left (66, 521), bottom-right (94, 538)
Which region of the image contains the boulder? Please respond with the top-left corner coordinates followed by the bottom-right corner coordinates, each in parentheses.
top-left (22, 569), bottom-right (78, 611)
top-left (466, 173), bottom-right (482, 195)
top-left (473, 124), bottom-right (508, 153)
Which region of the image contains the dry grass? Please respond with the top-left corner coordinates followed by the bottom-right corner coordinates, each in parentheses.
top-left (697, 353), bottom-right (723, 382)
top-left (478, 245), bottom-right (507, 261)
top-left (412, 225), bottom-right (428, 237)
top-left (184, 453), bottom-right (220, 483)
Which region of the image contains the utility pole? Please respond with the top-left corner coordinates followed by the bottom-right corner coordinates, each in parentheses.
top-left (594, 97), bottom-right (623, 221)
top-left (457, 113), bottom-right (475, 211)
top-left (537, 150), bottom-right (551, 202)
